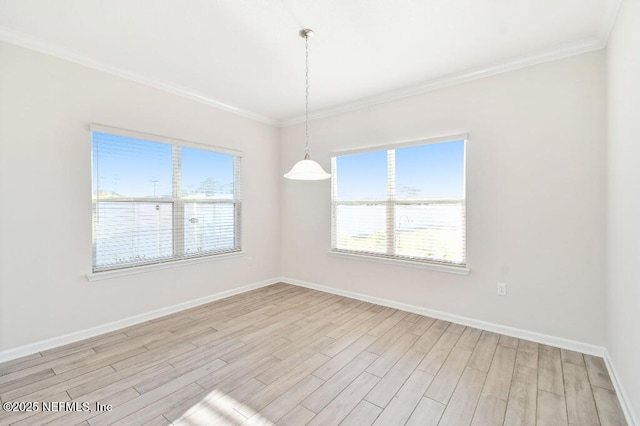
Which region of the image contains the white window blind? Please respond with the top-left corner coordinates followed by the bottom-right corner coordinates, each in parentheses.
top-left (91, 126), bottom-right (242, 272)
top-left (331, 138), bottom-right (466, 267)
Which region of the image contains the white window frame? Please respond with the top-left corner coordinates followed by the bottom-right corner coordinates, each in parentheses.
top-left (330, 133), bottom-right (469, 274)
top-left (89, 124), bottom-right (243, 277)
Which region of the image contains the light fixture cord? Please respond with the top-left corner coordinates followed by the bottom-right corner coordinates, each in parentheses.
top-left (304, 33), bottom-right (310, 159)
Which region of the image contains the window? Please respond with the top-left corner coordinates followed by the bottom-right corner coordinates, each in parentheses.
top-left (331, 136), bottom-right (466, 268)
top-left (91, 125), bottom-right (242, 273)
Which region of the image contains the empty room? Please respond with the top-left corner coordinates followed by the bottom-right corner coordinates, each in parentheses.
top-left (0, 0), bottom-right (638, 425)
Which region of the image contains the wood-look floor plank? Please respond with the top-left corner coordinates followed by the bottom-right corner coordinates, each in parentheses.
top-left (592, 385), bottom-right (628, 426)
top-left (195, 339), bottom-right (289, 390)
top-left (141, 415), bottom-right (170, 426)
top-left (272, 322), bottom-right (337, 360)
top-left (0, 349), bottom-right (95, 387)
top-left (467, 331), bottom-right (499, 373)
top-left (320, 323), bottom-right (375, 358)
top-left (0, 368), bottom-right (56, 399)
top-left (417, 331), bottom-right (460, 375)
top-left (306, 372), bottom-right (379, 426)
top-left (0, 391), bottom-right (70, 425)
top-left (538, 344), bottom-right (564, 396)
top-left (207, 355), bottom-right (282, 395)
top-left (255, 339), bottom-right (334, 385)
top-left (0, 284), bottom-right (625, 426)
top-left (137, 358), bottom-right (226, 395)
top-left (330, 298), bottom-right (365, 317)
top-left (90, 329), bottom-right (172, 354)
top-left (537, 389), bottom-right (568, 426)
top-left (340, 400), bottom-right (383, 426)
top-left (366, 319), bottom-right (414, 355)
top-left (5, 365), bottom-right (115, 402)
top-left (246, 374), bottom-right (324, 424)
top-left (408, 316), bottom-right (435, 336)
top-left (326, 308), bottom-right (377, 340)
top-left (312, 334), bottom-right (377, 381)
top-left (455, 327), bottom-right (482, 351)
top-left (31, 386), bottom-right (141, 426)
top-left (294, 296), bottom-right (353, 328)
top-left (367, 310), bottom-right (409, 337)
top-left (471, 393), bottom-right (507, 426)
top-left (366, 332), bottom-right (418, 378)
top-left (563, 361), bottom-right (600, 426)
top-left (0, 352), bottom-right (44, 373)
top-left (0, 332), bottom-right (122, 374)
top-left (165, 336), bottom-right (246, 371)
top-left (424, 347), bottom-right (473, 404)
top-left (585, 355), bottom-right (615, 391)
top-left (66, 361), bottom-right (172, 400)
top-left (365, 349), bottom-right (425, 407)
top-left (303, 351), bottom-right (378, 413)
top-left (109, 342), bottom-right (195, 373)
top-left (504, 363), bottom-right (538, 426)
top-left (439, 367), bottom-right (487, 426)
top-left (515, 339), bottom-right (539, 369)
top-left (189, 314), bottom-right (269, 347)
top-left (561, 348), bottom-right (586, 366)
top-left (234, 353), bottom-right (330, 418)
top-left (373, 369), bottom-right (434, 426)
top-left (276, 404), bottom-right (316, 425)
top-left (482, 344), bottom-right (517, 401)
top-left (498, 334), bottom-right (519, 349)
top-left (446, 323), bottom-right (466, 335)
top-left (109, 383), bottom-right (204, 426)
top-left (165, 378), bottom-right (264, 424)
top-left (405, 397), bottom-right (446, 426)
top-left (88, 359), bottom-right (230, 426)
top-left (411, 319), bottom-right (450, 355)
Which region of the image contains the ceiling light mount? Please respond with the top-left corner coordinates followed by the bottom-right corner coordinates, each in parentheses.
top-left (299, 29), bottom-right (314, 39)
top-left (284, 28), bottom-right (330, 181)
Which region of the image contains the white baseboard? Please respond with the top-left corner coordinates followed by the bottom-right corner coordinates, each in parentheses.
top-left (603, 348), bottom-right (638, 426)
top-left (0, 277), bottom-right (279, 364)
top-left (279, 276), bottom-right (605, 356)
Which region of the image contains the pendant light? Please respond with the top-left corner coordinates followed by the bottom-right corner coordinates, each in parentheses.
top-left (284, 29), bottom-right (331, 180)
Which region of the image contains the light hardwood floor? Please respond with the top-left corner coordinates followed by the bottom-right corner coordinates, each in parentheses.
top-left (0, 283), bottom-right (627, 425)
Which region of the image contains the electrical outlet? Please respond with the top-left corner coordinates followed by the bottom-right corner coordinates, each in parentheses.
top-left (497, 282), bottom-right (507, 296)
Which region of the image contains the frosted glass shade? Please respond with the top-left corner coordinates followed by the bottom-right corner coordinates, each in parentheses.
top-left (284, 159), bottom-right (331, 180)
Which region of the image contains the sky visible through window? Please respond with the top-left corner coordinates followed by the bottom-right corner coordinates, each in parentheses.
top-left (92, 132), bottom-right (233, 199)
top-left (332, 139), bottom-right (466, 265)
top-left (92, 132), bottom-right (238, 269)
top-left (336, 140), bottom-right (465, 200)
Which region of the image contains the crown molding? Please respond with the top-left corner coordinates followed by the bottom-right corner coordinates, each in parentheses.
top-left (598, 0), bottom-right (623, 45)
top-left (280, 36), bottom-right (607, 127)
top-left (1, 23), bottom-right (612, 130)
top-left (0, 26), bottom-right (279, 127)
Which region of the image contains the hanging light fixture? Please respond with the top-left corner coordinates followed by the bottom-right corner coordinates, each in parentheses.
top-left (284, 29), bottom-right (331, 180)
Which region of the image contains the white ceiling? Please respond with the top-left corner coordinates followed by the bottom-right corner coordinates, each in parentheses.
top-left (0, 0), bottom-right (620, 125)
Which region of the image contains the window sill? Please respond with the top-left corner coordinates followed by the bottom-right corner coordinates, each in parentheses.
top-left (328, 251), bottom-right (470, 275)
top-left (87, 251), bottom-right (245, 282)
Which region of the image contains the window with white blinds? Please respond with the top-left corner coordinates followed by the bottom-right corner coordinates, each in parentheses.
top-left (91, 125), bottom-right (242, 273)
top-left (331, 137), bottom-right (466, 268)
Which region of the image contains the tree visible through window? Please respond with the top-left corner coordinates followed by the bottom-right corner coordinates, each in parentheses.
top-left (91, 128), bottom-right (241, 272)
top-left (331, 138), bottom-right (466, 267)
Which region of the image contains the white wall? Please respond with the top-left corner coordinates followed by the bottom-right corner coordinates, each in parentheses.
top-left (281, 51), bottom-right (607, 346)
top-left (606, 0), bottom-right (640, 421)
top-left (0, 42), bottom-right (281, 351)
top-left (0, 38), bottom-right (611, 362)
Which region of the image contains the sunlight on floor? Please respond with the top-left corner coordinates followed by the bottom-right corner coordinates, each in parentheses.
top-left (174, 388), bottom-right (274, 425)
